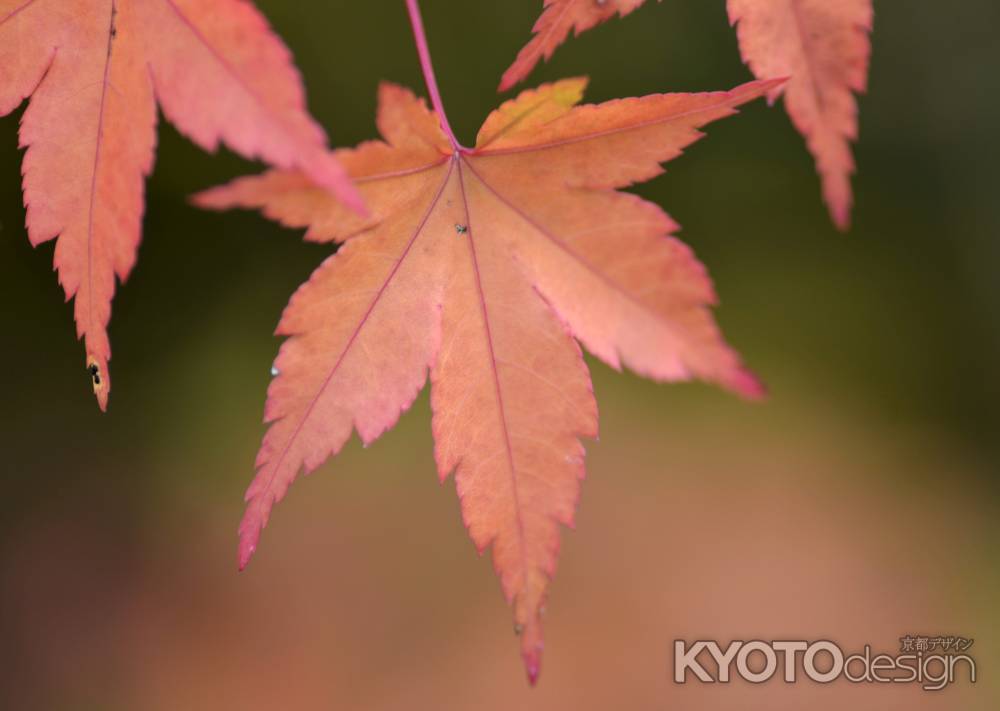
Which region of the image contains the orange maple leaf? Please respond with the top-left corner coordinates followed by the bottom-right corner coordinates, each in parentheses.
top-left (501, 0), bottom-right (873, 229)
top-left (196, 77), bottom-right (775, 683)
top-left (0, 0), bottom-right (362, 409)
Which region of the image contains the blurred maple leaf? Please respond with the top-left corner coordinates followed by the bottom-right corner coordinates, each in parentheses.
top-left (501, 0), bottom-right (873, 229)
top-left (0, 0), bottom-right (361, 409)
top-left (197, 76), bottom-right (775, 682)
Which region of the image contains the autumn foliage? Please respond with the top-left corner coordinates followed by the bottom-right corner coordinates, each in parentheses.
top-left (502, 0), bottom-right (873, 229)
top-left (198, 77), bottom-right (775, 679)
top-left (0, 0), bottom-right (358, 408)
top-left (1, 0), bottom-right (874, 685)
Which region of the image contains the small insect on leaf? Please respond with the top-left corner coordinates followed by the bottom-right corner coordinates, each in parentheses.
top-left (86, 354), bottom-right (109, 411)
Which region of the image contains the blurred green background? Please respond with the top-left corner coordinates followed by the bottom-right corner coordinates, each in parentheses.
top-left (1, 1), bottom-right (997, 709)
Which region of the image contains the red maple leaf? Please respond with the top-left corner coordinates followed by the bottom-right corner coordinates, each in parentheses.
top-left (501, 0), bottom-right (874, 229)
top-left (0, 0), bottom-right (362, 409)
top-left (197, 74), bottom-right (776, 683)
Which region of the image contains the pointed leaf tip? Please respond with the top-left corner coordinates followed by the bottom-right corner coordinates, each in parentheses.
top-left (238, 501), bottom-right (265, 571)
top-left (523, 642), bottom-right (542, 686)
top-left (86, 354), bottom-right (109, 412)
top-left (526, 659), bottom-right (540, 686)
top-left (519, 614), bottom-right (545, 686)
top-left (732, 367), bottom-right (767, 401)
top-left (306, 151), bottom-right (368, 217)
top-left (831, 201), bottom-right (852, 232)
top-left (238, 538), bottom-right (256, 571)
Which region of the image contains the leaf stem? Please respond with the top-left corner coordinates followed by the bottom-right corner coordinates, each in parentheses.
top-left (405, 0), bottom-right (466, 152)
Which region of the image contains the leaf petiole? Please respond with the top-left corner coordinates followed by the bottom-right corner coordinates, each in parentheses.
top-left (404, 0), bottom-right (467, 153)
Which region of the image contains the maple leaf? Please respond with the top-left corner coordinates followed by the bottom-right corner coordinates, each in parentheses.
top-left (196, 77), bottom-right (775, 683)
top-left (501, 0), bottom-right (873, 229)
top-left (728, 0), bottom-right (873, 228)
top-left (498, 0), bottom-right (653, 93)
top-left (0, 0), bottom-right (362, 410)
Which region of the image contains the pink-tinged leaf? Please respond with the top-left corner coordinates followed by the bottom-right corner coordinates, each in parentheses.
top-left (135, 0), bottom-right (360, 207)
top-left (432, 159), bottom-right (598, 683)
top-left (0, 0), bottom-right (360, 408)
top-left (728, 0), bottom-right (873, 229)
top-left (198, 79), bottom-right (772, 681)
top-left (502, 0), bottom-right (873, 228)
top-left (499, 0), bottom-right (651, 92)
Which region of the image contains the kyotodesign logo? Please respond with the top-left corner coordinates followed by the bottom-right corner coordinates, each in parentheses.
top-left (673, 637), bottom-right (976, 691)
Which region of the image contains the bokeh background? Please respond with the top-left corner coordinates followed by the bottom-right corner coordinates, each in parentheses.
top-left (1, 1), bottom-right (997, 709)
